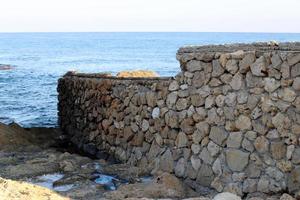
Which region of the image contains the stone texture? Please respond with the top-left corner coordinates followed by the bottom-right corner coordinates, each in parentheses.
top-left (159, 149), bottom-right (174, 172)
top-left (250, 56), bottom-right (267, 76)
top-left (59, 43), bottom-right (300, 197)
top-left (227, 132), bottom-right (243, 148)
top-left (212, 59), bottom-right (225, 77)
top-left (270, 141), bottom-right (286, 160)
top-left (254, 136), bottom-right (269, 153)
top-left (226, 60), bottom-right (239, 74)
top-left (235, 115), bottom-right (252, 131)
top-left (152, 107), bottom-right (160, 119)
top-left (264, 78), bottom-right (280, 92)
top-left (230, 73), bottom-right (243, 90)
top-left (239, 53), bottom-right (255, 74)
top-left (169, 80), bottom-right (180, 91)
top-left (278, 88), bottom-right (296, 102)
top-left (226, 149), bottom-right (249, 172)
top-left (209, 126), bottom-right (228, 146)
top-left (213, 192), bottom-right (241, 200)
top-left (175, 132), bottom-right (188, 148)
top-left (192, 71), bottom-right (206, 88)
top-left (291, 63), bottom-right (300, 78)
top-left (186, 60), bottom-right (210, 72)
top-left (196, 164), bottom-right (214, 187)
top-left (174, 158), bottom-right (186, 177)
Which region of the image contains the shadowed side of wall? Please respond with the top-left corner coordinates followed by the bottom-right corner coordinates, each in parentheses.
top-left (58, 42), bottom-right (300, 196)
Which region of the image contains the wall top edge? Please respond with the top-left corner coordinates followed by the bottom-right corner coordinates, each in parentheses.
top-left (177, 42), bottom-right (300, 54)
top-left (62, 72), bottom-right (173, 81)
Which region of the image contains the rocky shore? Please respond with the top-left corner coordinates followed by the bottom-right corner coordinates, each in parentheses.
top-left (0, 122), bottom-right (203, 199)
top-left (0, 122), bottom-right (297, 200)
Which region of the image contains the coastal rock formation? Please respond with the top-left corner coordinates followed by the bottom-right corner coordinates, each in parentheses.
top-left (116, 70), bottom-right (159, 78)
top-left (0, 177), bottom-right (69, 200)
top-left (0, 64), bottom-right (14, 70)
top-left (58, 42), bottom-right (300, 197)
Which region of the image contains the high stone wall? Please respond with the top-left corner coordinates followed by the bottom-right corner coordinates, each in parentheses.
top-left (58, 42), bottom-right (300, 196)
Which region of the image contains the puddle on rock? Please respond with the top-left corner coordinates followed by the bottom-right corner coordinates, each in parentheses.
top-left (93, 173), bottom-right (154, 191)
top-left (139, 176), bottom-right (153, 183)
top-left (94, 173), bottom-right (128, 191)
top-left (29, 173), bottom-right (75, 192)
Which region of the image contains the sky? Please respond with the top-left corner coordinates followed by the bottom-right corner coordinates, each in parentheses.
top-left (0, 0), bottom-right (299, 32)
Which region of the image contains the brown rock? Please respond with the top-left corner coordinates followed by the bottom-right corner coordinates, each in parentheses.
top-left (192, 71), bottom-right (206, 88)
top-left (175, 132), bottom-right (188, 148)
top-left (254, 136), bottom-right (269, 153)
top-left (270, 141), bottom-right (286, 160)
top-left (131, 132), bottom-right (144, 146)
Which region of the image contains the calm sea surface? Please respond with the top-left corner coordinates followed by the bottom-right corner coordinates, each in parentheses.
top-left (0, 32), bottom-right (300, 127)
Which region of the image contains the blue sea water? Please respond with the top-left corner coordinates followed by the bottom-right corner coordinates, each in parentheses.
top-left (0, 32), bottom-right (300, 127)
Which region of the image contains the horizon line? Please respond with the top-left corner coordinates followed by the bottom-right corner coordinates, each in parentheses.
top-left (0, 31), bottom-right (300, 34)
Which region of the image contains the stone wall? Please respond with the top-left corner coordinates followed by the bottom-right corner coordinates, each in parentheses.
top-left (58, 42), bottom-right (300, 196)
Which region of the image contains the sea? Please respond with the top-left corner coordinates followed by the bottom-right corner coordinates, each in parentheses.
top-left (0, 32), bottom-right (300, 127)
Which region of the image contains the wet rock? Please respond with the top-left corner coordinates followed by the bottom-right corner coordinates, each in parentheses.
top-left (104, 172), bottom-right (187, 199)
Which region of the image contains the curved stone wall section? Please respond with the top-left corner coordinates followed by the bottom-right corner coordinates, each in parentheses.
top-left (58, 42), bottom-right (300, 196)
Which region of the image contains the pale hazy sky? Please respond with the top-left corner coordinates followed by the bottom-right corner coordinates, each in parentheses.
top-left (0, 0), bottom-right (299, 32)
